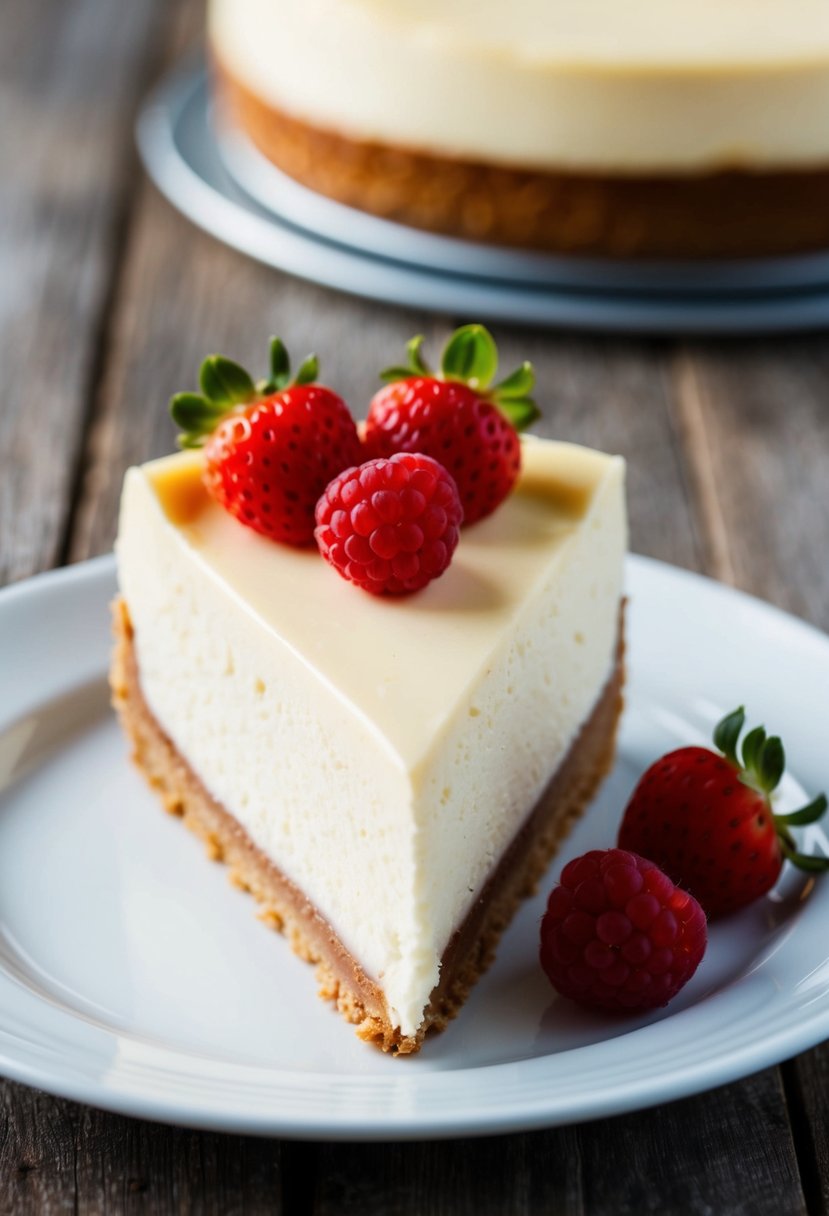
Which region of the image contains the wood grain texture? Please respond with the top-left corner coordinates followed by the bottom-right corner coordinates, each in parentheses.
top-left (787, 1046), bottom-right (829, 1215)
top-left (575, 1070), bottom-right (806, 1216)
top-left (669, 338), bottom-right (829, 627)
top-left (0, 1085), bottom-right (285, 1216)
top-left (313, 1070), bottom-right (806, 1216)
top-left (0, 0), bottom-right (166, 587)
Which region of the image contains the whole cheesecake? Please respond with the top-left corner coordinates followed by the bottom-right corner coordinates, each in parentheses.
top-left (112, 437), bottom-right (626, 1052)
top-left (209, 0), bottom-right (829, 258)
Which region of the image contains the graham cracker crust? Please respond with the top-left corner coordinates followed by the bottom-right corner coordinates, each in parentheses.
top-left (110, 598), bottom-right (624, 1054)
top-left (213, 55), bottom-right (829, 259)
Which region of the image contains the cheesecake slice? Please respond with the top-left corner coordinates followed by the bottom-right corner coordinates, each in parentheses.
top-left (112, 436), bottom-right (626, 1052)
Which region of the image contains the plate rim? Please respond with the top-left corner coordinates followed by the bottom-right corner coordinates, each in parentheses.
top-left (0, 553), bottom-right (828, 1139)
top-left (214, 114), bottom-right (829, 298)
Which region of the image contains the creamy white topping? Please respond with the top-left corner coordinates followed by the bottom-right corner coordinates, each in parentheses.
top-left (209, 0), bottom-right (829, 171)
top-left (116, 439), bottom-right (626, 1034)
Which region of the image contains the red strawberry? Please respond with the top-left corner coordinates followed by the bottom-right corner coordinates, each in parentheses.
top-left (315, 452), bottom-right (463, 596)
top-left (170, 339), bottom-right (361, 546)
top-left (364, 325), bottom-right (540, 525)
top-left (618, 707), bottom-right (829, 919)
top-left (540, 848), bottom-right (707, 1013)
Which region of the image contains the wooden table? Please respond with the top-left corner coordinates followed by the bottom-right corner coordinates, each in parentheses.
top-left (3, 0), bottom-right (829, 1210)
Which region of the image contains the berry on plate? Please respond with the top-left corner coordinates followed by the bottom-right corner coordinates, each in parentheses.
top-left (170, 338), bottom-right (362, 546)
top-left (618, 707), bottom-right (829, 919)
top-left (364, 324), bottom-right (540, 526)
top-left (315, 452), bottom-right (463, 596)
top-left (539, 848), bottom-right (707, 1014)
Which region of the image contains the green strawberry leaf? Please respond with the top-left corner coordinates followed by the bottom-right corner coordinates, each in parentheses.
top-left (758, 735), bottom-right (785, 794)
top-left (199, 355), bottom-right (255, 407)
top-left (713, 706), bottom-right (745, 766)
top-left (169, 392), bottom-right (226, 447)
top-left (492, 362), bottom-right (535, 400)
top-left (177, 432), bottom-right (208, 450)
top-left (441, 324), bottom-right (499, 390)
top-left (497, 397), bottom-right (541, 430)
top-left (407, 334), bottom-right (430, 375)
top-left (378, 333), bottom-right (434, 383)
top-left (741, 725), bottom-right (766, 775)
top-left (267, 336), bottom-right (291, 392)
top-left (778, 835), bottom-right (829, 872)
top-left (778, 793), bottom-right (828, 826)
top-left (294, 354), bottom-right (319, 386)
top-left (379, 364), bottom-right (418, 384)
top-left (490, 361), bottom-right (539, 431)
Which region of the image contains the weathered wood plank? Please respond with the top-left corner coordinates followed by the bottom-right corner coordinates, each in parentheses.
top-left (313, 1128), bottom-right (583, 1216)
top-left (313, 1070), bottom-right (805, 1216)
top-left (786, 1047), bottom-right (829, 1215)
top-left (0, 1084), bottom-right (285, 1215)
top-left (668, 337), bottom-right (829, 627)
top-left (0, 0), bottom-right (167, 587)
top-left (576, 1070), bottom-right (805, 1216)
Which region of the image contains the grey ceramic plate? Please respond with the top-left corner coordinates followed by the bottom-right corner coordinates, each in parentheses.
top-left (137, 60), bottom-right (829, 333)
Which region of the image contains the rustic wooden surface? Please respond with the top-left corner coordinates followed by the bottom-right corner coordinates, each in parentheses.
top-left (2, 0), bottom-right (829, 1211)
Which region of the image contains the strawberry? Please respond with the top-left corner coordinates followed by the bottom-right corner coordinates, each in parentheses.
top-left (170, 338), bottom-right (362, 546)
top-left (618, 707), bottom-right (828, 919)
top-left (364, 324), bottom-right (540, 525)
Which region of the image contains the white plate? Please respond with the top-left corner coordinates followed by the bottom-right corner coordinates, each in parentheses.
top-left (1, 555), bottom-right (828, 1139)
top-left (136, 63), bottom-right (829, 334)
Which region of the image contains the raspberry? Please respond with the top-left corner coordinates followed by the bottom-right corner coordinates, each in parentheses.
top-left (315, 452), bottom-right (463, 595)
top-left (539, 848), bottom-right (707, 1014)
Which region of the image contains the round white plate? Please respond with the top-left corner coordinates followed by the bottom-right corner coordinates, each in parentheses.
top-left (136, 62), bottom-right (829, 334)
top-left (1, 554), bottom-right (828, 1139)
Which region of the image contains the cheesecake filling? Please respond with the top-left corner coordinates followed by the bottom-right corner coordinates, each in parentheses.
top-left (116, 440), bottom-right (626, 1035)
top-left (210, 0), bottom-right (829, 172)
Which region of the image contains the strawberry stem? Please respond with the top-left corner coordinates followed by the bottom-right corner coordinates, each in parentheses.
top-left (713, 707), bottom-right (828, 874)
top-left (379, 324), bottom-right (540, 431)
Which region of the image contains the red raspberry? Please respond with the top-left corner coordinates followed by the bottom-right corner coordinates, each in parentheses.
top-left (315, 452), bottom-right (463, 596)
top-left (539, 849), bottom-right (707, 1014)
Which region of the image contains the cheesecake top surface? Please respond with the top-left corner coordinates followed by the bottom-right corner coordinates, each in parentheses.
top-left (127, 439), bottom-right (624, 771)
top-left (211, 0), bottom-right (829, 171)
top-left (337, 0), bottom-right (829, 68)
